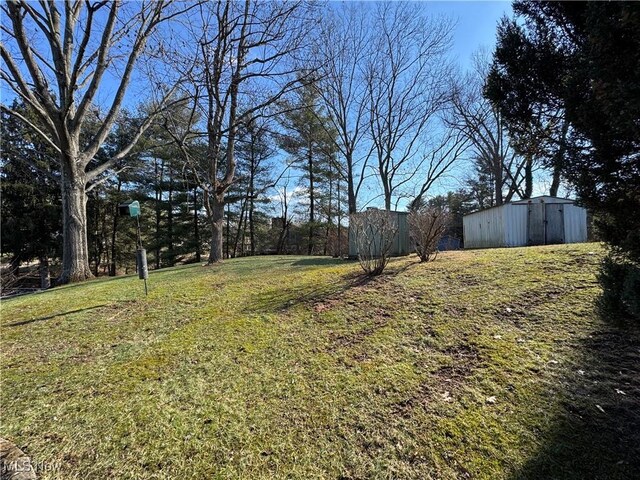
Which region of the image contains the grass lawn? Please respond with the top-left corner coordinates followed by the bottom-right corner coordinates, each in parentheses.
top-left (1, 244), bottom-right (639, 479)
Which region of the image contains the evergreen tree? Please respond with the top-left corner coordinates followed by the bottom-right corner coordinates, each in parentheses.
top-left (486, 1), bottom-right (640, 319)
top-left (278, 83), bottom-right (340, 255)
top-left (1, 101), bottom-right (61, 288)
top-left (232, 118), bottom-right (277, 256)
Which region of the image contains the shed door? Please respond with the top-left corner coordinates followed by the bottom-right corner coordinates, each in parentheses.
top-left (545, 203), bottom-right (564, 244)
top-left (527, 203), bottom-right (545, 245)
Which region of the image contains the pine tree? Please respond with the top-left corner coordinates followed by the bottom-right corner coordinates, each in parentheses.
top-left (278, 83), bottom-right (340, 255)
top-left (1, 101), bottom-right (61, 288)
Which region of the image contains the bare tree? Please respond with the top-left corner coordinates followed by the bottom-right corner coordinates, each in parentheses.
top-left (365, 3), bottom-right (454, 211)
top-left (313, 4), bottom-right (371, 214)
top-left (271, 171), bottom-right (295, 255)
top-left (410, 129), bottom-right (469, 208)
top-left (171, 0), bottom-right (316, 264)
top-left (408, 205), bottom-right (450, 262)
top-left (446, 55), bottom-right (529, 206)
top-left (350, 209), bottom-right (398, 275)
top-left (1, 0), bottom-right (191, 283)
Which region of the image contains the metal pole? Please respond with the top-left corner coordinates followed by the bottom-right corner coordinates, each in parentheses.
top-left (136, 215), bottom-right (148, 295)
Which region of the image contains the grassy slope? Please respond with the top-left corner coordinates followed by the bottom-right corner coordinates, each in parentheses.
top-left (1, 244), bottom-right (638, 479)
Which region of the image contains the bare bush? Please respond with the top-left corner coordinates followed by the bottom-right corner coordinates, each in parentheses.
top-left (408, 206), bottom-right (450, 262)
top-left (350, 209), bottom-right (398, 275)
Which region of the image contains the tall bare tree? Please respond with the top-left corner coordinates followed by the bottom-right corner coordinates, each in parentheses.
top-left (172, 0), bottom-right (316, 263)
top-left (410, 129), bottom-right (469, 208)
top-left (446, 55), bottom-right (528, 206)
top-left (313, 4), bottom-right (371, 214)
top-left (365, 3), bottom-right (454, 211)
top-left (1, 0), bottom-right (190, 283)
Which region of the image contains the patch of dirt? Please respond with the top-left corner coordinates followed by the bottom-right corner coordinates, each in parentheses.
top-left (391, 343), bottom-right (482, 417)
top-left (433, 344), bottom-right (481, 383)
top-left (327, 314), bottom-right (390, 352)
top-left (313, 299), bottom-right (341, 313)
top-left (443, 304), bottom-right (469, 317)
top-left (453, 273), bottom-right (483, 287)
top-left (493, 286), bottom-right (573, 325)
top-left (311, 267), bottom-right (421, 319)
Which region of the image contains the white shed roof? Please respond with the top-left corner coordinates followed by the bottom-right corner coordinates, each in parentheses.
top-left (464, 196), bottom-right (578, 218)
top-left (510, 195), bottom-right (576, 205)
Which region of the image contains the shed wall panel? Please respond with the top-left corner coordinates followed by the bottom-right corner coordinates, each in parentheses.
top-left (527, 202), bottom-right (546, 245)
top-left (395, 212), bottom-right (410, 255)
top-left (564, 204), bottom-right (588, 243)
top-left (545, 203), bottom-right (565, 244)
top-left (463, 206), bottom-right (505, 248)
top-left (503, 204), bottom-right (528, 246)
top-left (348, 210), bottom-right (410, 257)
top-left (464, 196), bottom-right (588, 249)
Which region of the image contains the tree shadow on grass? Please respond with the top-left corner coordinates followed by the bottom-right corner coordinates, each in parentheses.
top-left (511, 324), bottom-right (640, 479)
top-left (241, 270), bottom-right (383, 315)
top-left (291, 257), bottom-right (357, 267)
top-left (3, 304), bottom-right (108, 327)
top-left (243, 255), bottom-right (425, 315)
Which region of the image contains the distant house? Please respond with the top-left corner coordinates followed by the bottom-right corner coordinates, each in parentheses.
top-left (463, 196), bottom-right (588, 249)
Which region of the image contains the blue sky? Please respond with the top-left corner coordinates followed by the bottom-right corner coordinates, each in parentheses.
top-left (273, 1), bottom-right (543, 216)
top-left (425, 1), bottom-right (512, 70)
top-left (4, 1), bottom-right (545, 214)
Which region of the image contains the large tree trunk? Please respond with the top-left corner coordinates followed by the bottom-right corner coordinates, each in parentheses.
top-left (208, 198), bottom-right (225, 263)
top-left (59, 167), bottom-right (93, 284)
top-left (550, 120), bottom-right (568, 197)
top-left (524, 155), bottom-right (533, 199)
top-left (346, 152), bottom-right (357, 215)
top-left (39, 256), bottom-right (50, 289)
top-left (550, 165), bottom-right (561, 197)
top-left (493, 161), bottom-right (503, 206)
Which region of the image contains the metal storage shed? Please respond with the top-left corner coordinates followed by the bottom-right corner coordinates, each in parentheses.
top-left (463, 196), bottom-right (587, 249)
top-left (348, 209), bottom-right (410, 258)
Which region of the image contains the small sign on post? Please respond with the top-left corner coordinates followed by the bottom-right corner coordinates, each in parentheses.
top-left (119, 200), bottom-right (148, 296)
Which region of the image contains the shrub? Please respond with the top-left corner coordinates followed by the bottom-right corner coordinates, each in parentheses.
top-left (350, 209), bottom-right (398, 275)
top-left (598, 252), bottom-right (640, 322)
top-left (408, 206), bottom-right (450, 262)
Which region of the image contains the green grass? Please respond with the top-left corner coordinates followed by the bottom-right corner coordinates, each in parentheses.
top-left (1, 244), bottom-right (638, 479)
